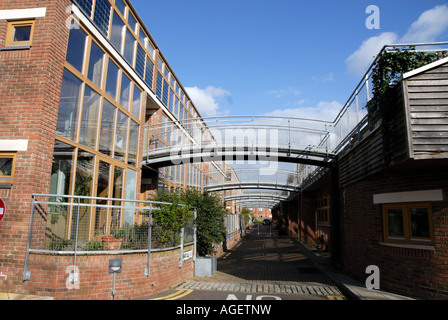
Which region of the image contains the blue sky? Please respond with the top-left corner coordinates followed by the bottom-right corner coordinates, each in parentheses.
top-left (131, 0), bottom-right (448, 121)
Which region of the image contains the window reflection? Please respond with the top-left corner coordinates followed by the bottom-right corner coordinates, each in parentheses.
top-left (120, 73), bottom-right (131, 110)
top-left (128, 120), bottom-right (138, 166)
top-left (115, 110), bottom-right (129, 162)
top-left (79, 85), bottom-right (100, 149)
top-left (56, 69), bottom-right (83, 140)
top-left (66, 21), bottom-right (87, 72)
top-left (49, 141), bottom-right (75, 197)
top-left (105, 59), bottom-right (119, 100)
top-left (132, 86), bottom-right (142, 119)
top-left (387, 209), bottom-right (404, 237)
top-left (87, 41), bottom-right (105, 88)
top-left (99, 100), bottom-right (116, 157)
top-left (110, 11), bottom-right (124, 51)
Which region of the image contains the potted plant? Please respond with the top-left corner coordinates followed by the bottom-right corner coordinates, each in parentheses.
top-left (101, 227), bottom-right (126, 251)
top-left (183, 189), bottom-right (226, 277)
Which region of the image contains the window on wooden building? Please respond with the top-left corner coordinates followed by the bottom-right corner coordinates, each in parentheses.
top-left (382, 203), bottom-right (434, 245)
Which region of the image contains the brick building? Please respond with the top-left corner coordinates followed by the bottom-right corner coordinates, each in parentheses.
top-left (0, 0), bottom-right (230, 299)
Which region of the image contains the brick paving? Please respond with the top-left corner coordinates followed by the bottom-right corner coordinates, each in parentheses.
top-left (177, 226), bottom-right (343, 297)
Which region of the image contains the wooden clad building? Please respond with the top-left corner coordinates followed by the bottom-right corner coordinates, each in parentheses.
top-left (277, 57), bottom-right (448, 299)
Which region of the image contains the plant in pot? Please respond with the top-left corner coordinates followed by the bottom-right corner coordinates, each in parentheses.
top-left (183, 189), bottom-right (226, 277)
top-left (101, 227), bottom-right (126, 251)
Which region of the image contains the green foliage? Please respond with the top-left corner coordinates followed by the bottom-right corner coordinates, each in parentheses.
top-left (368, 47), bottom-right (438, 124)
top-left (85, 240), bottom-right (103, 251)
top-left (240, 207), bottom-right (253, 228)
top-left (182, 189), bottom-right (226, 256)
top-left (367, 47), bottom-right (440, 164)
top-left (150, 189), bottom-right (226, 256)
top-left (152, 191), bottom-right (194, 247)
top-left (111, 227), bottom-right (127, 239)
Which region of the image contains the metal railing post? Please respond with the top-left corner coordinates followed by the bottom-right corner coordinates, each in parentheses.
top-left (22, 195), bottom-right (36, 281)
top-left (178, 227), bottom-right (185, 268)
top-left (145, 205), bottom-right (152, 277)
top-left (193, 209), bottom-right (197, 262)
top-left (71, 197), bottom-right (81, 285)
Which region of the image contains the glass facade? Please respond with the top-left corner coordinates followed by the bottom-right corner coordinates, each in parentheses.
top-left (50, 0), bottom-right (220, 234)
top-left (51, 11), bottom-right (145, 234)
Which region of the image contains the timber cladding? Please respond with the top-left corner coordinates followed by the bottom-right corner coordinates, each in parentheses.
top-left (404, 60), bottom-right (448, 159)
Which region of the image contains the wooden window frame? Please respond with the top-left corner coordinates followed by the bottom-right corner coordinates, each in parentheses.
top-left (5, 19), bottom-right (35, 48)
top-left (315, 197), bottom-right (330, 225)
top-left (382, 202), bottom-right (434, 245)
top-left (0, 152), bottom-right (17, 185)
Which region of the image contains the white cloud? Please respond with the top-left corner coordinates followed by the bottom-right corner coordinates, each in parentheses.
top-left (185, 86), bottom-right (231, 117)
top-left (263, 100), bottom-right (343, 122)
top-left (400, 5), bottom-right (448, 43)
top-left (345, 32), bottom-right (398, 76)
top-left (346, 4), bottom-right (448, 77)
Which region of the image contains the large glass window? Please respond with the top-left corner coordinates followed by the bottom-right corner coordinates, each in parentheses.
top-left (56, 69), bottom-right (83, 140)
top-left (74, 151), bottom-right (94, 197)
top-left (115, 0), bottom-right (126, 16)
top-left (127, 12), bottom-right (137, 33)
top-left (74, 151), bottom-right (95, 240)
top-left (87, 41), bottom-right (105, 88)
top-left (120, 72), bottom-right (131, 110)
top-left (49, 141), bottom-right (75, 196)
top-left (110, 11), bottom-right (124, 52)
top-left (99, 100), bottom-right (116, 156)
top-left (95, 160), bottom-right (110, 234)
top-left (105, 59), bottom-right (120, 100)
top-left (128, 120), bottom-right (138, 166)
top-left (115, 110), bottom-right (129, 162)
top-left (79, 85), bottom-right (100, 149)
top-left (123, 27), bottom-right (135, 65)
top-left (132, 86), bottom-right (142, 119)
top-left (66, 22), bottom-right (87, 72)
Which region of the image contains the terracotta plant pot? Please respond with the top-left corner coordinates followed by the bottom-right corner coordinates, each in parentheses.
top-left (101, 236), bottom-right (123, 251)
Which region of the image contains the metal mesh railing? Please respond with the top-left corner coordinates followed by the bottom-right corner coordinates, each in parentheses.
top-left (25, 194), bottom-right (195, 254)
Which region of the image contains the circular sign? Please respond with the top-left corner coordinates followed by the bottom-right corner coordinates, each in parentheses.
top-left (0, 198), bottom-right (5, 223)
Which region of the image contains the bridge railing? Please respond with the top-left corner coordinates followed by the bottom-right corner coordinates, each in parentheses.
top-left (144, 115), bottom-right (334, 165)
top-left (204, 167), bottom-right (300, 189)
top-left (144, 42), bottom-right (448, 194)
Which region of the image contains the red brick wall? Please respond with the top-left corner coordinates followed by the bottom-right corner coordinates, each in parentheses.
top-left (0, 0), bottom-right (71, 291)
top-left (21, 246), bottom-right (194, 300)
top-left (340, 164), bottom-right (448, 299)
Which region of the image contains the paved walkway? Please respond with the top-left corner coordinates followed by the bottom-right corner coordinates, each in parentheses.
top-left (178, 226), bottom-right (343, 298)
top-left (179, 225), bottom-right (415, 300)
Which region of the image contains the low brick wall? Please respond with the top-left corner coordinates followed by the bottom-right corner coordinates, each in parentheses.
top-left (21, 245), bottom-right (194, 300)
